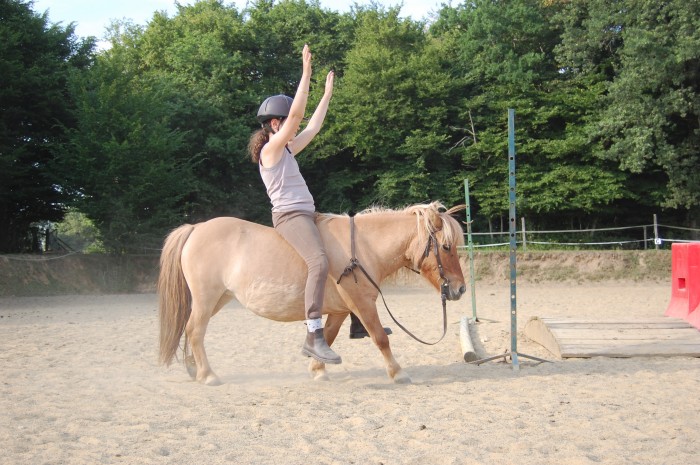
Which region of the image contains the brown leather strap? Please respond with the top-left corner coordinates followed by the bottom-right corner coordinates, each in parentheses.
top-left (336, 215), bottom-right (447, 345)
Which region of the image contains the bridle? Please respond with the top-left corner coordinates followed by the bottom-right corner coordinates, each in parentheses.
top-left (336, 215), bottom-right (449, 345)
top-left (413, 230), bottom-right (452, 306)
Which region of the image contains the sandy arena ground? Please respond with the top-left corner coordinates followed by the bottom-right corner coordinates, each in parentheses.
top-left (1, 280), bottom-right (699, 464)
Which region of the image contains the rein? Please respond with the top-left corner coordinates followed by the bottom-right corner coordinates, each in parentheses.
top-left (336, 215), bottom-right (449, 346)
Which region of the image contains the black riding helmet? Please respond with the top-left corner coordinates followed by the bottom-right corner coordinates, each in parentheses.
top-left (256, 94), bottom-right (293, 125)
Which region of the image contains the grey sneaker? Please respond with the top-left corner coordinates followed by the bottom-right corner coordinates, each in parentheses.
top-left (302, 328), bottom-right (342, 364)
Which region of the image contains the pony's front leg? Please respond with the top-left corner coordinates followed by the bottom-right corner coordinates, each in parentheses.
top-left (359, 309), bottom-right (410, 384)
top-left (308, 313), bottom-right (348, 381)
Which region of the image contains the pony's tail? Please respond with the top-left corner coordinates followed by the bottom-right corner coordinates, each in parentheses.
top-left (158, 224), bottom-right (195, 366)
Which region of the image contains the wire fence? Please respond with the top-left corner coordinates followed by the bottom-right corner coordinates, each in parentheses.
top-left (461, 217), bottom-right (700, 251)
top-left (3, 216), bottom-right (699, 261)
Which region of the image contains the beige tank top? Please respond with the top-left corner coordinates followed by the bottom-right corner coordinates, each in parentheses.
top-left (259, 147), bottom-right (315, 213)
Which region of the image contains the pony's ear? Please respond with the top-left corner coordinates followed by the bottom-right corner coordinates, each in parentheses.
top-left (446, 204), bottom-right (466, 216)
top-left (428, 206), bottom-right (443, 231)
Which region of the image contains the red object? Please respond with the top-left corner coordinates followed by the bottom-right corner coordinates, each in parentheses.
top-left (665, 243), bottom-right (700, 329)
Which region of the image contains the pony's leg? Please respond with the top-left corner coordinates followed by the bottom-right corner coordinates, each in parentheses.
top-left (324, 312), bottom-right (347, 346)
top-left (185, 291), bottom-right (224, 386)
top-left (356, 305), bottom-right (410, 384)
top-left (308, 313), bottom-right (348, 381)
top-left (211, 293), bottom-right (233, 317)
top-left (186, 293), bottom-right (232, 381)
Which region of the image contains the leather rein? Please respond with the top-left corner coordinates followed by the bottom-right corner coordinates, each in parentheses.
top-left (336, 215), bottom-right (449, 345)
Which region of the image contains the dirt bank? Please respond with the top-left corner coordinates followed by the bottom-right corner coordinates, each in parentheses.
top-left (469, 249), bottom-right (671, 283)
top-left (0, 250), bottom-right (671, 297)
top-left (0, 253), bottom-right (159, 296)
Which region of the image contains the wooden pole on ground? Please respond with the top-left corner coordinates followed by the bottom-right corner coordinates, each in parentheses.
top-left (460, 316), bottom-right (477, 362)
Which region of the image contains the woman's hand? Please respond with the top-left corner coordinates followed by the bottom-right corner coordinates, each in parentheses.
top-left (288, 69), bottom-right (334, 155)
top-left (302, 44), bottom-right (312, 77)
top-left (324, 70), bottom-right (334, 98)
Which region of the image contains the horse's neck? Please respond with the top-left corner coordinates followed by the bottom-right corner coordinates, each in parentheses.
top-left (355, 214), bottom-right (416, 280)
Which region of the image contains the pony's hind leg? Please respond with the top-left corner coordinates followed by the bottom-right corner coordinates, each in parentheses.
top-left (185, 353), bottom-right (197, 380)
top-left (185, 291), bottom-right (225, 386)
top-left (187, 293), bottom-right (232, 381)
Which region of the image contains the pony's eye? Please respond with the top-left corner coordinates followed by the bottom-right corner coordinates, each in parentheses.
top-left (442, 244), bottom-right (451, 252)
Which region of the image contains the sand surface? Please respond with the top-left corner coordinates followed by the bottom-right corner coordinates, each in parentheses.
top-left (1, 281), bottom-right (699, 464)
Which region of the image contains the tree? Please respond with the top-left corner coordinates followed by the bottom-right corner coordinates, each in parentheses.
top-left (53, 209), bottom-right (103, 253)
top-left (432, 0), bottom-right (632, 231)
top-left (58, 25), bottom-right (199, 253)
top-left (554, 0), bottom-right (700, 226)
top-left (307, 6), bottom-right (461, 211)
top-left (129, 0), bottom-right (351, 225)
top-left (10, 0), bottom-right (696, 254)
top-left (136, 1), bottom-right (265, 223)
top-left (594, 0), bottom-right (700, 212)
top-left (58, 0), bottom-right (354, 252)
top-left (0, 0), bottom-right (94, 252)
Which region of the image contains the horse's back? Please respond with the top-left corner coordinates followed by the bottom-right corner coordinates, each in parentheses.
top-left (185, 215), bottom-right (345, 270)
top-left (180, 216), bottom-right (310, 319)
top-left (190, 216), bottom-right (274, 244)
top-left (182, 216), bottom-right (300, 271)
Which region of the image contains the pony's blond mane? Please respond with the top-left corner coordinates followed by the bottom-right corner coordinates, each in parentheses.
top-left (318, 201), bottom-right (465, 254)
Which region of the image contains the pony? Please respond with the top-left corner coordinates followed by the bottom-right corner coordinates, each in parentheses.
top-left (158, 201), bottom-right (466, 385)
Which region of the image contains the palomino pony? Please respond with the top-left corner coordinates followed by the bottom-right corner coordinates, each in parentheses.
top-left (158, 201), bottom-right (466, 385)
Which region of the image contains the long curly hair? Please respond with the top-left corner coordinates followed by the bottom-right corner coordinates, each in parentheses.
top-left (248, 125), bottom-right (272, 164)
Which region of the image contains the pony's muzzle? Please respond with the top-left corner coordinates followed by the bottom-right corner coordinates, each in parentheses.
top-left (442, 281), bottom-right (466, 301)
top-left (452, 285), bottom-right (466, 300)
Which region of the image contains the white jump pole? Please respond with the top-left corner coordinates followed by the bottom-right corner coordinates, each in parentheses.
top-left (460, 179), bottom-right (478, 362)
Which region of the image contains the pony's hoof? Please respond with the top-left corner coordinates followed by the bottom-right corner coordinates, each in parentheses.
top-left (308, 360), bottom-right (328, 381)
top-left (393, 372), bottom-right (412, 384)
top-left (202, 374), bottom-right (222, 386)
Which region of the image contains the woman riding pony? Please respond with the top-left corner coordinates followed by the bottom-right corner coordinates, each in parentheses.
top-left (247, 45), bottom-right (340, 365)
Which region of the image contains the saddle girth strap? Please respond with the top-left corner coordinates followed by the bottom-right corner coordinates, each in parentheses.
top-left (336, 215), bottom-right (360, 284)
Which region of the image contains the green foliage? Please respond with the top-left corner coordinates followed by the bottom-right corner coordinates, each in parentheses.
top-left (309, 6), bottom-right (461, 210)
top-left (555, 0), bottom-right (700, 213)
top-left (596, 0), bottom-right (700, 209)
top-left (54, 210), bottom-right (104, 253)
top-left (3, 0), bottom-right (697, 253)
top-left (432, 0), bottom-right (635, 229)
top-left (58, 47), bottom-right (198, 253)
top-left (0, 0), bottom-right (94, 252)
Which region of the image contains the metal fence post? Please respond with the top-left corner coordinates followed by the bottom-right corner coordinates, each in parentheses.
top-left (654, 214), bottom-right (659, 250)
top-left (472, 109), bottom-right (550, 368)
top-left (464, 179), bottom-right (478, 321)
